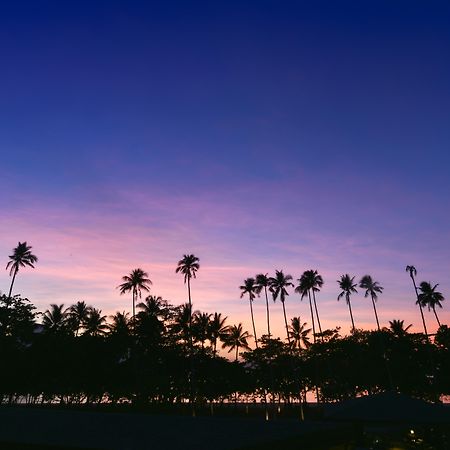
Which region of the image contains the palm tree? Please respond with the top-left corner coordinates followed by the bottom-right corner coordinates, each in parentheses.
top-left (303, 270), bottom-right (324, 334)
top-left (289, 317), bottom-right (311, 350)
top-left (406, 265), bottom-right (428, 337)
top-left (418, 281), bottom-right (445, 327)
top-left (359, 275), bottom-right (383, 331)
top-left (208, 312), bottom-right (228, 356)
top-left (176, 254), bottom-right (200, 351)
top-left (239, 278), bottom-right (259, 348)
top-left (108, 311), bottom-right (131, 336)
top-left (6, 242), bottom-right (38, 298)
top-left (193, 312), bottom-right (212, 348)
top-left (255, 273), bottom-right (271, 338)
top-left (389, 319), bottom-right (412, 338)
top-left (295, 275), bottom-right (316, 342)
top-left (136, 295), bottom-right (169, 321)
top-left (42, 304), bottom-right (69, 334)
top-left (68, 301), bottom-right (91, 336)
top-left (222, 323), bottom-right (251, 361)
top-left (337, 274), bottom-right (358, 332)
top-left (269, 270), bottom-right (294, 344)
top-left (171, 303), bottom-right (193, 345)
top-left (84, 308), bottom-right (108, 337)
top-left (117, 268), bottom-right (152, 330)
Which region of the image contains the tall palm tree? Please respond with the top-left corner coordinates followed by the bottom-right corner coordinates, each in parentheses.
top-left (239, 278), bottom-right (259, 348)
top-left (295, 275), bottom-right (316, 342)
top-left (176, 254), bottom-right (200, 351)
top-left (117, 268), bottom-right (152, 330)
top-left (255, 273), bottom-right (271, 338)
top-left (68, 301), bottom-right (91, 336)
top-left (406, 265), bottom-right (428, 337)
top-left (222, 323), bottom-right (251, 361)
top-left (337, 274), bottom-right (358, 332)
top-left (6, 242), bottom-right (38, 298)
top-left (359, 275), bottom-right (383, 331)
top-left (208, 312), bottom-right (228, 356)
top-left (289, 317), bottom-right (311, 350)
top-left (418, 281), bottom-right (445, 327)
top-left (84, 308), bottom-right (108, 337)
top-left (303, 270), bottom-right (324, 335)
top-left (269, 270), bottom-right (294, 344)
top-left (389, 319), bottom-right (412, 338)
top-left (42, 304), bottom-right (69, 334)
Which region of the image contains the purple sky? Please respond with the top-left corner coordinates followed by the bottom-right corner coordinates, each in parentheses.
top-left (1, 1), bottom-right (449, 339)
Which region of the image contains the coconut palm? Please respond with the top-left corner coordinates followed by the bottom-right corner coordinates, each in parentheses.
top-left (193, 312), bottom-right (212, 348)
top-left (389, 319), bottom-right (412, 338)
top-left (406, 265), bottom-right (428, 337)
top-left (171, 303), bottom-right (193, 345)
top-left (68, 301), bottom-right (91, 336)
top-left (255, 273), bottom-right (271, 338)
top-left (295, 275), bottom-right (316, 342)
top-left (117, 268), bottom-right (152, 330)
top-left (108, 311), bottom-right (131, 336)
top-left (208, 312), bottom-right (228, 356)
top-left (6, 242), bottom-right (38, 298)
top-left (269, 270), bottom-right (294, 344)
top-left (42, 304), bottom-right (69, 334)
top-left (418, 281), bottom-right (445, 327)
top-left (136, 295), bottom-right (169, 321)
top-left (337, 274), bottom-right (358, 332)
top-left (176, 254), bottom-right (200, 350)
top-left (359, 275), bottom-right (383, 331)
top-left (303, 270), bottom-right (324, 334)
top-left (239, 278), bottom-right (259, 348)
top-left (84, 308), bottom-right (108, 337)
top-left (289, 317), bottom-right (311, 350)
top-left (222, 323), bottom-right (251, 361)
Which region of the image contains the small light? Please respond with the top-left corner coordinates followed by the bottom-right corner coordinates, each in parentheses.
top-left (410, 429), bottom-right (415, 435)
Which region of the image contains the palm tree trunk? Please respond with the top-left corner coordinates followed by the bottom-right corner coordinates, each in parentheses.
top-left (347, 294), bottom-right (355, 332)
top-left (7, 267), bottom-right (18, 298)
top-left (249, 296), bottom-right (258, 348)
top-left (187, 276), bottom-right (193, 350)
top-left (235, 346), bottom-right (239, 361)
top-left (433, 307), bottom-right (441, 327)
top-left (311, 290), bottom-right (322, 335)
top-left (371, 293), bottom-right (381, 331)
top-left (411, 275), bottom-right (429, 337)
top-left (282, 301), bottom-right (291, 344)
top-left (307, 290), bottom-right (316, 343)
top-left (132, 287), bottom-right (136, 334)
top-left (264, 286), bottom-right (271, 338)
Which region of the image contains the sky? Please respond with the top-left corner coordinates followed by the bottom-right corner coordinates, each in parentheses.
top-left (1, 0), bottom-right (449, 340)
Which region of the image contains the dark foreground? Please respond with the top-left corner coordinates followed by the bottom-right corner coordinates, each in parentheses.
top-left (0, 406), bottom-right (347, 450)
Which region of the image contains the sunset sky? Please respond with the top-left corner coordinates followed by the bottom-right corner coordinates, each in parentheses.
top-left (1, 1), bottom-right (449, 340)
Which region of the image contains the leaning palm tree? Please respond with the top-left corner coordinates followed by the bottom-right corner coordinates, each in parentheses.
top-left (406, 265), bottom-right (428, 337)
top-left (239, 278), bottom-right (259, 348)
top-left (295, 275), bottom-right (316, 342)
top-left (222, 323), bottom-right (251, 361)
top-left (6, 242), bottom-right (38, 298)
top-left (84, 308), bottom-right (108, 337)
top-left (269, 270), bottom-right (294, 344)
top-left (359, 275), bottom-right (384, 331)
top-left (418, 281), bottom-right (445, 327)
top-left (389, 319), bottom-right (412, 338)
top-left (255, 273), bottom-right (271, 338)
top-left (176, 254), bottom-right (200, 351)
top-left (68, 301), bottom-right (91, 336)
top-left (337, 274), bottom-right (358, 332)
top-left (208, 312), bottom-right (228, 356)
top-left (117, 268), bottom-right (152, 330)
top-left (42, 304), bottom-right (69, 334)
top-left (289, 317), bottom-right (311, 350)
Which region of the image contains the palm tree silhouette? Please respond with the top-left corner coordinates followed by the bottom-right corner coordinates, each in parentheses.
top-left (359, 275), bottom-right (383, 331)
top-left (255, 273), bottom-right (271, 338)
top-left (304, 270), bottom-right (324, 335)
top-left (337, 274), bottom-right (358, 332)
top-left (406, 265), bottom-right (428, 337)
top-left (68, 301), bottom-right (91, 336)
top-left (389, 319), bottom-right (412, 338)
top-left (84, 308), bottom-right (108, 337)
top-left (269, 270), bottom-right (294, 344)
top-left (222, 323), bottom-right (251, 361)
top-left (418, 281), bottom-right (445, 327)
top-left (176, 254), bottom-right (200, 351)
top-left (108, 311), bottom-right (131, 336)
top-left (289, 317), bottom-right (311, 350)
top-left (117, 268), bottom-right (152, 332)
top-left (239, 278), bottom-right (259, 348)
top-left (193, 311), bottom-right (212, 348)
top-left (42, 304), bottom-right (68, 334)
top-left (136, 295), bottom-right (169, 321)
top-left (208, 312), bottom-right (228, 356)
top-left (6, 242), bottom-right (38, 298)
top-left (295, 274), bottom-right (316, 342)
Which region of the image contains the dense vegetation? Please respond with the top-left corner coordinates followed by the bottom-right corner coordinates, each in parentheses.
top-left (1, 242), bottom-right (448, 407)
